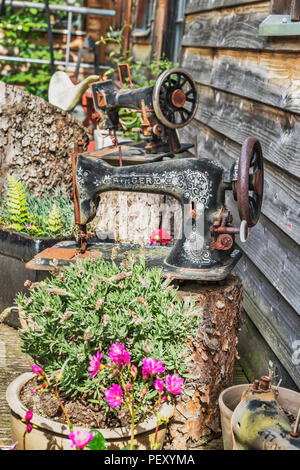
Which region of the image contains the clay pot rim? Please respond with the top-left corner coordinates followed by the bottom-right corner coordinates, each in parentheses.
top-left (218, 383), bottom-right (300, 419)
top-left (6, 372), bottom-right (174, 439)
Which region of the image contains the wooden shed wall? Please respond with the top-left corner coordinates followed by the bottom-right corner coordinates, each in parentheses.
top-left (179, 0), bottom-right (300, 389)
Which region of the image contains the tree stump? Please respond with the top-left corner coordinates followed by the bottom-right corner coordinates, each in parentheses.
top-left (167, 274), bottom-right (243, 450)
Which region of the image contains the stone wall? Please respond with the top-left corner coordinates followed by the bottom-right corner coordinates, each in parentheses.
top-left (0, 82), bottom-right (89, 197)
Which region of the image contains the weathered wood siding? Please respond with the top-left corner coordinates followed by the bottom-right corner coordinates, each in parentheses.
top-left (180, 0), bottom-right (300, 389)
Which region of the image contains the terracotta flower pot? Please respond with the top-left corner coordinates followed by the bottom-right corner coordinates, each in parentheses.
top-left (6, 373), bottom-right (174, 450)
top-left (218, 384), bottom-right (300, 450)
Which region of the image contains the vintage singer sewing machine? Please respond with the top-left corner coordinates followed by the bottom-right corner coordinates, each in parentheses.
top-left (89, 65), bottom-right (198, 164)
top-left (26, 131), bottom-right (264, 281)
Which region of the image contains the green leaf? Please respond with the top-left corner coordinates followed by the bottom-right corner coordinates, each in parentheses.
top-left (122, 444), bottom-right (136, 450)
top-left (86, 430), bottom-right (107, 450)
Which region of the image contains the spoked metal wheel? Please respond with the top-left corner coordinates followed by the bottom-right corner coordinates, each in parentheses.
top-left (153, 68), bottom-right (198, 129)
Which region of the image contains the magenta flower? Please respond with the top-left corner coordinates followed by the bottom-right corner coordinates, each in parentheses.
top-left (150, 229), bottom-right (171, 246)
top-left (142, 358), bottom-right (165, 379)
top-left (31, 365), bottom-right (44, 376)
top-left (68, 430), bottom-right (93, 449)
top-left (165, 373), bottom-right (184, 395)
top-left (26, 423), bottom-right (33, 433)
top-left (154, 378), bottom-right (164, 394)
top-left (108, 343), bottom-right (130, 367)
top-left (88, 351), bottom-right (103, 378)
top-left (104, 384), bottom-right (123, 408)
top-left (25, 410), bottom-right (33, 422)
top-left (23, 410), bottom-right (33, 433)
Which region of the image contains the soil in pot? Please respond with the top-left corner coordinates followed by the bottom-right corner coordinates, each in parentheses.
top-left (20, 376), bottom-right (132, 430)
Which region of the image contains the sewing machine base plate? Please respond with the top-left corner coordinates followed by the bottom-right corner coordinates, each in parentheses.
top-left (86, 141), bottom-right (193, 166)
top-left (26, 241), bottom-right (242, 282)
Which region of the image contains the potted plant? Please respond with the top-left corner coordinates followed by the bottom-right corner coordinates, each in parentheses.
top-left (6, 251), bottom-right (200, 450)
top-left (0, 174), bottom-right (75, 316)
top-left (218, 380), bottom-right (300, 450)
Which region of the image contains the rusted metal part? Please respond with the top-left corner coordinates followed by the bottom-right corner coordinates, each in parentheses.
top-left (171, 89), bottom-right (186, 108)
top-left (210, 209), bottom-right (238, 251)
top-left (236, 137), bottom-right (264, 228)
top-left (231, 379), bottom-right (300, 450)
top-left (71, 141), bottom-right (84, 225)
top-left (118, 63), bottom-right (133, 89)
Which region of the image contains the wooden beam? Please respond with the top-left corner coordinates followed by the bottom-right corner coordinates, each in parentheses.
top-left (181, 47), bottom-right (300, 116)
top-left (192, 83), bottom-right (300, 179)
top-left (185, 0), bottom-right (263, 14)
top-left (271, 0), bottom-right (292, 14)
top-left (123, 0), bottom-right (133, 54)
top-left (151, 0), bottom-right (168, 59)
top-left (182, 3), bottom-right (300, 51)
top-left (235, 255), bottom-right (300, 389)
top-left (291, 0), bottom-right (300, 20)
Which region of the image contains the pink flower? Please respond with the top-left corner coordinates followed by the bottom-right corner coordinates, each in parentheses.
top-left (105, 384), bottom-right (123, 408)
top-left (142, 358), bottom-right (165, 379)
top-left (23, 410), bottom-right (33, 433)
top-left (108, 343), bottom-right (130, 367)
top-left (68, 430), bottom-right (93, 449)
top-left (31, 365), bottom-right (44, 376)
top-left (25, 410), bottom-right (33, 422)
top-left (26, 423), bottom-right (33, 433)
top-left (88, 351), bottom-right (103, 378)
top-left (161, 396), bottom-right (167, 403)
top-left (165, 373), bottom-right (184, 395)
top-left (150, 229), bottom-right (171, 246)
top-left (154, 378), bottom-right (164, 394)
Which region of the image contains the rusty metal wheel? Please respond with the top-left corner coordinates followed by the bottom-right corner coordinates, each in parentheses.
top-left (236, 137), bottom-right (264, 229)
top-left (153, 69), bottom-right (198, 129)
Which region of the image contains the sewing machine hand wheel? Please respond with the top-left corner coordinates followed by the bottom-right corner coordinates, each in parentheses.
top-left (153, 68), bottom-right (198, 129)
top-left (236, 137), bottom-right (264, 239)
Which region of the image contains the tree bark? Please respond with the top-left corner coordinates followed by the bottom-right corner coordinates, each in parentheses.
top-left (167, 275), bottom-right (243, 450)
top-left (0, 82), bottom-right (89, 197)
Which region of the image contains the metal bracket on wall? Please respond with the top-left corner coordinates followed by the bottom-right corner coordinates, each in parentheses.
top-left (259, 14), bottom-right (300, 36)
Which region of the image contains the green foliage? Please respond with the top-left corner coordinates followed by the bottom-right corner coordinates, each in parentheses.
top-left (46, 203), bottom-right (63, 235)
top-left (86, 430), bottom-right (107, 451)
top-left (0, 175), bottom-right (74, 238)
top-left (5, 174), bottom-right (29, 231)
top-left (17, 255), bottom-right (200, 403)
top-left (0, 0), bottom-right (64, 98)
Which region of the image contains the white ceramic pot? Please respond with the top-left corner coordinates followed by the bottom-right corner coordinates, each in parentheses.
top-left (6, 372), bottom-right (174, 450)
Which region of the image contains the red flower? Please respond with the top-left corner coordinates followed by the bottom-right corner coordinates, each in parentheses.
top-left (149, 230), bottom-right (171, 246)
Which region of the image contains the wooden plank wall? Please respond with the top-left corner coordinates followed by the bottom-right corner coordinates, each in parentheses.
top-left (180, 0), bottom-right (300, 389)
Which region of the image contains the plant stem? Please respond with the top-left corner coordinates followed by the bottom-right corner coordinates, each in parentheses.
top-left (130, 411), bottom-right (136, 450)
top-left (22, 430), bottom-right (26, 450)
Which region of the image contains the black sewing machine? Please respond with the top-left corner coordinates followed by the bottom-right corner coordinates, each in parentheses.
top-left (89, 65), bottom-right (198, 165)
top-left (26, 136), bottom-right (264, 281)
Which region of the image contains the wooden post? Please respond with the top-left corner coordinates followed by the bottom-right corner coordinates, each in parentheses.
top-left (151, 0), bottom-right (168, 60)
top-left (167, 275), bottom-right (243, 450)
top-left (123, 0), bottom-right (133, 54)
top-left (291, 0), bottom-right (300, 21)
top-left (271, 0), bottom-right (292, 15)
